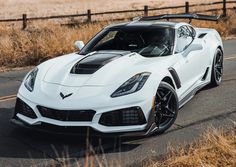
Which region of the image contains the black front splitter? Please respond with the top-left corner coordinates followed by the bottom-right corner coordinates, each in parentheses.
top-left (10, 118), bottom-right (156, 138)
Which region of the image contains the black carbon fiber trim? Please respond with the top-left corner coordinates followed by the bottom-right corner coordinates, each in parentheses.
top-left (168, 67), bottom-right (181, 89)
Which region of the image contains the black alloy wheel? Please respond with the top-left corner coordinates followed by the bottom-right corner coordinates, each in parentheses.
top-left (211, 48), bottom-right (223, 86)
top-left (153, 82), bottom-right (179, 134)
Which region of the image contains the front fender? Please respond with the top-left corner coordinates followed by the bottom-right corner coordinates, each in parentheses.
top-left (144, 68), bottom-right (175, 98)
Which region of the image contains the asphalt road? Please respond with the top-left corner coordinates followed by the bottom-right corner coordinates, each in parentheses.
top-left (0, 40), bottom-right (236, 166)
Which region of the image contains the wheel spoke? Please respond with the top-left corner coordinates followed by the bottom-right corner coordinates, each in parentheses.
top-left (215, 64), bottom-right (222, 69)
top-left (155, 102), bottom-right (161, 106)
top-left (165, 106), bottom-right (175, 115)
top-left (162, 113), bottom-right (174, 118)
top-left (156, 92), bottom-right (163, 101)
top-left (215, 68), bottom-right (222, 76)
top-left (155, 112), bottom-right (162, 128)
top-left (154, 102), bottom-right (161, 110)
top-left (215, 71), bottom-right (219, 80)
top-left (163, 91), bottom-right (171, 101)
top-left (167, 92), bottom-right (173, 104)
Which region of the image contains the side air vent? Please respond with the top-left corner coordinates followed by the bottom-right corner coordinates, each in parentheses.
top-left (201, 67), bottom-right (209, 81)
top-left (198, 33), bottom-right (207, 38)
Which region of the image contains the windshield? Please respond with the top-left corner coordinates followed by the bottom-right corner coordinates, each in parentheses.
top-left (80, 27), bottom-right (175, 57)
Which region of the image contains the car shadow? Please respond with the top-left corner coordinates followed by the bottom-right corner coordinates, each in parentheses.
top-left (0, 107), bottom-right (144, 161)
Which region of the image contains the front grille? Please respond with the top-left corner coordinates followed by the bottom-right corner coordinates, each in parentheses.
top-left (37, 106), bottom-right (96, 121)
top-left (14, 98), bottom-right (37, 119)
top-left (99, 107), bottom-right (146, 126)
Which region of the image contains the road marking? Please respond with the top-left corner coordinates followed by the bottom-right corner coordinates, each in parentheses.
top-left (0, 94), bottom-right (16, 102)
top-left (224, 55), bottom-right (236, 60)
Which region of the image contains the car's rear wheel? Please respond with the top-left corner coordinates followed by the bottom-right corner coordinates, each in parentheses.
top-left (153, 82), bottom-right (179, 134)
top-left (211, 48), bottom-right (223, 86)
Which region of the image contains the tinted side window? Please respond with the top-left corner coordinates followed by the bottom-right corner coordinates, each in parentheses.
top-left (175, 26), bottom-right (193, 53)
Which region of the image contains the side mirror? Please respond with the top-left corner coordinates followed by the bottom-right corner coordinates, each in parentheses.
top-left (183, 43), bottom-right (203, 57)
top-left (74, 41), bottom-right (85, 50)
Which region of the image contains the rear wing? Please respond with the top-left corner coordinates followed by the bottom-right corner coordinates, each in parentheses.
top-left (139, 14), bottom-right (220, 23)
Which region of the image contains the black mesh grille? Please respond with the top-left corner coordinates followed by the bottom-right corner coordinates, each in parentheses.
top-left (99, 107), bottom-right (146, 126)
top-left (37, 106), bottom-right (96, 121)
top-left (15, 98), bottom-right (37, 119)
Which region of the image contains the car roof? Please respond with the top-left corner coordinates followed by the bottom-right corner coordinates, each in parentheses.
top-left (105, 20), bottom-right (188, 30)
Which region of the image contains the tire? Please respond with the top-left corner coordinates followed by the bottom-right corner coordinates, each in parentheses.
top-left (153, 82), bottom-right (179, 134)
top-left (210, 48), bottom-right (223, 86)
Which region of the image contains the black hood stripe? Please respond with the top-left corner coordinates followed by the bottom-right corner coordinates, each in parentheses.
top-left (71, 51), bottom-right (130, 74)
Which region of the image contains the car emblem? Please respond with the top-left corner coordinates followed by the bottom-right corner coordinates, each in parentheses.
top-left (60, 92), bottom-right (73, 99)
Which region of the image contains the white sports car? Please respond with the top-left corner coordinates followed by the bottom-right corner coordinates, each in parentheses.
top-left (12, 14), bottom-right (224, 136)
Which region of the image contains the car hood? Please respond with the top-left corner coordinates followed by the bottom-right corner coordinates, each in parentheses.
top-left (42, 50), bottom-right (151, 87)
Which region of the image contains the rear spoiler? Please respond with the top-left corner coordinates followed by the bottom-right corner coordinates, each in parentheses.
top-left (139, 14), bottom-right (220, 23)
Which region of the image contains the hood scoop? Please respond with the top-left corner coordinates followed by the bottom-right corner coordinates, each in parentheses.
top-left (71, 51), bottom-right (130, 74)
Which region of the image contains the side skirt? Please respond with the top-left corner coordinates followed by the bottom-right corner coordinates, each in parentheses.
top-left (179, 82), bottom-right (210, 108)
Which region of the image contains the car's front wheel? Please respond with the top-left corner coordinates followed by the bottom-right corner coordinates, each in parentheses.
top-left (153, 82), bottom-right (179, 134)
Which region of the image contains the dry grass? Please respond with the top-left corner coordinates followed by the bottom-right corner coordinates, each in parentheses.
top-left (146, 127), bottom-right (236, 167)
top-left (0, 11), bottom-right (235, 68)
top-left (0, 21), bottom-right (108, 67)
top-left (49, 127), bottom-right (236, 167)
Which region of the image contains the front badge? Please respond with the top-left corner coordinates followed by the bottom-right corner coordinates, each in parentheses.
top-left (60, 92), bottom-right (73, 99)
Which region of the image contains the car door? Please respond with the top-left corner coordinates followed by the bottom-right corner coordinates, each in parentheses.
top-left (186, 25), bottom-right (208, 76)
top-left (174, 25), bottom-right (205, 98)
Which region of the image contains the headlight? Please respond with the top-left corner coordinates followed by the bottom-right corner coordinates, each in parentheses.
top-left (24, 67), bottom-right (38, 92)
top-left (111, 72), bottom-right (151, 97)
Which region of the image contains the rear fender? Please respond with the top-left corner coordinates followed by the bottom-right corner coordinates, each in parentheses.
top-left (204, 29), bottom-right (224, 65)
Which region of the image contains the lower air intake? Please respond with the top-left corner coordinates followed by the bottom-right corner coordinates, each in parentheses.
top-left (15, 98), bottom-right (37, 119)
top-left (99, 107), bottom-right (146, 126)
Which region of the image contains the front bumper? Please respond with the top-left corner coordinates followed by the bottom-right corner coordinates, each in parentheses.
top-left (11, 117), bottom-right (156, 137)
top-left (12, 93), bottom-right (154, 135)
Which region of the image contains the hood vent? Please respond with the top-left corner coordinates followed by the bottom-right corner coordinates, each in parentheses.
top-left (71, 63), bottom-right (101, 74)
top-left (71, 51), bottom-right (130, 74)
